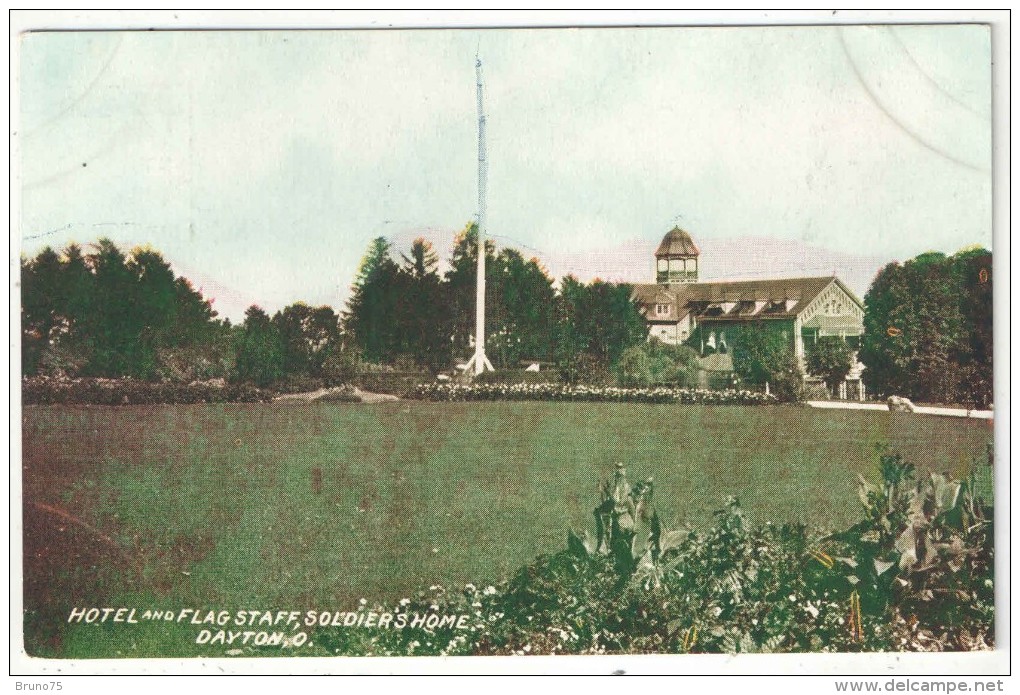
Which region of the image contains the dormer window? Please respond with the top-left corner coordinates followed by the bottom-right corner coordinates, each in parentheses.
top-left (655, 303), bottom-right (671, 317)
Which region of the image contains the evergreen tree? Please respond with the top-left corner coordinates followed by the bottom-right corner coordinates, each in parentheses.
top-left (87, 239), bottom-right (140, 376)
top-left (344, 237), bottom-right (403, 363)
top-left (554, 275), bottom-right (646, 382)
top-left (445, 222), bottom-right (496, 358)
top-left (488, 249), bottom-right (556, 367)
top-left (235, 306), bottom-right (284, 386)
top-left (400, 238), bottom-right (452, 371)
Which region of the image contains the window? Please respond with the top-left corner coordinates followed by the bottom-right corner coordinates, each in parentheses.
top-left (657, 258), bottom-right (668, 272)
top-left (669, 258), bottom-right (683, 271)
top-left (655, 303), bottom-right (670, 317)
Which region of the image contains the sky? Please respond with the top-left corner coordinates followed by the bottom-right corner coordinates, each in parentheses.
top-left (17, 24), bottom-right (992, 321)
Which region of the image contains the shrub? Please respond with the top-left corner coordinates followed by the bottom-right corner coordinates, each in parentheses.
top-left (819, 449), bottom-right (994, 649)
top-left (615, 346), bottom-right (654, 387)
top-left (22, 376), bottom-right (273, 405)
top-left (769, 351), bottom-right (806, 403)
top-left (559, 353), bottom-right (612, 386)
top-left (616, 340), bottom-right (700, 388)
top-left (320, 350), bottom-right (360, 386)
top-left (474, 369), bottom-right (560, 386)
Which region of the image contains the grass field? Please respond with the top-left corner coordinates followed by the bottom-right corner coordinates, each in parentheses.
top-left (21, 401), bottom-right (993, 657)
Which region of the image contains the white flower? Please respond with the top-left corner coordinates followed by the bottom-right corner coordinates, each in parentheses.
top-left (359, 598), bottom-right (367, 605)
top-left (484, 586), bottom-right (497, 595)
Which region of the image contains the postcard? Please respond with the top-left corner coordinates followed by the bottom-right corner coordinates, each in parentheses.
top-left (11, 13), bottom-right (1006, 679)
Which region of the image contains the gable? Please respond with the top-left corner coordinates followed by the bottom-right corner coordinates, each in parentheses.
top-left (798, 279), bottom-right (865, 324)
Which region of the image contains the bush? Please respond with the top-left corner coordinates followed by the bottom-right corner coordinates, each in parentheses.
top-left (769, 351), bottom-right (806, 403)
top-left (559, 353), bottom-right (612, 386)
top-left (616, 340), bottom-right (699, 388)
top-left (615, 346), bottom-right (654, 387)
top-left (321, 350), bottom-right (360, 386)
top-left (355, 371), bottom-right (428, 396)
top-left (473, 369), bottom-right (560, 386)
top-left (22, 376), bottom-right (273, 405)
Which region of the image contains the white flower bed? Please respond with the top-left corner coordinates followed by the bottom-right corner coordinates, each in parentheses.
top-left (408, 382), bottom-right (777, 405)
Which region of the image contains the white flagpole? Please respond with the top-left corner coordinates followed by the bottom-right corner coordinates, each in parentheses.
top-left (468, 55), bottom-right (494, 375)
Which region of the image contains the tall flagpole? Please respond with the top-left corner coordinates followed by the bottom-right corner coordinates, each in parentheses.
top-left (468, 55), bottom-right (494, 375)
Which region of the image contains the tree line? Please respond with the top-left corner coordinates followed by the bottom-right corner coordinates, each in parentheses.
top-left (342, 223), bottom-right (646, 380)
top-left (20, 226), bottom-right (648, 386)
top-left (19, 233), bottom-right (994, 405)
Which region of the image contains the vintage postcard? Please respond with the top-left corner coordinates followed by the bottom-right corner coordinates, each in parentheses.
top-left (12, 13), bottom-right (1006, 678)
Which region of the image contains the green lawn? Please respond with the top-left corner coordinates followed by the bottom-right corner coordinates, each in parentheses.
top-left (21, 401), bottom-right (993, 657)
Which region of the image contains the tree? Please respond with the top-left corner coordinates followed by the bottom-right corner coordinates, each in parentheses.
top-left (731, 321), bottom-right (803, 401)
top-left (399, 238), bottom-right (453, 371)
top-left (85, 239), bottom-right (141, 376)
top-left (20, 247), bottom-right (63, 375)
top-left (860, 248), bottom-right (990, 405)
top-left (234, 306), bottom-right (284, 387)
top-left (555, 276), bottom-right (646, 383)
top-left (616, 344), bottom-right (654, 387)
top-left (487, 248), bottom-right (556, 368)
top-left (274, 303), bottom-right (342, 377)
top-left (443, 223), bottom-right (558, 370)
top-left (401, 237), bottom-right (440, 279)
top-left (21, 242), bottom-right (116, 377)
top-left (951, 247), bottom-right (993, 408)
top-left (445, 222), bottom-right (496, 359)
top-left (806, 336), bottom-right (855, 395)
top-left (343, 237), bottom-right (404, 364)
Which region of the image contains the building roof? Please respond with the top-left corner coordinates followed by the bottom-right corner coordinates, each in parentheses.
top-left (655, 226), bottom-right (701, 257)
top-left (634, 276), bottom-right (852, 321)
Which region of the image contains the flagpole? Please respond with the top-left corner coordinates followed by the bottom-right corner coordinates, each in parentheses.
top-left (468, 54), bottom-right (494, 375)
